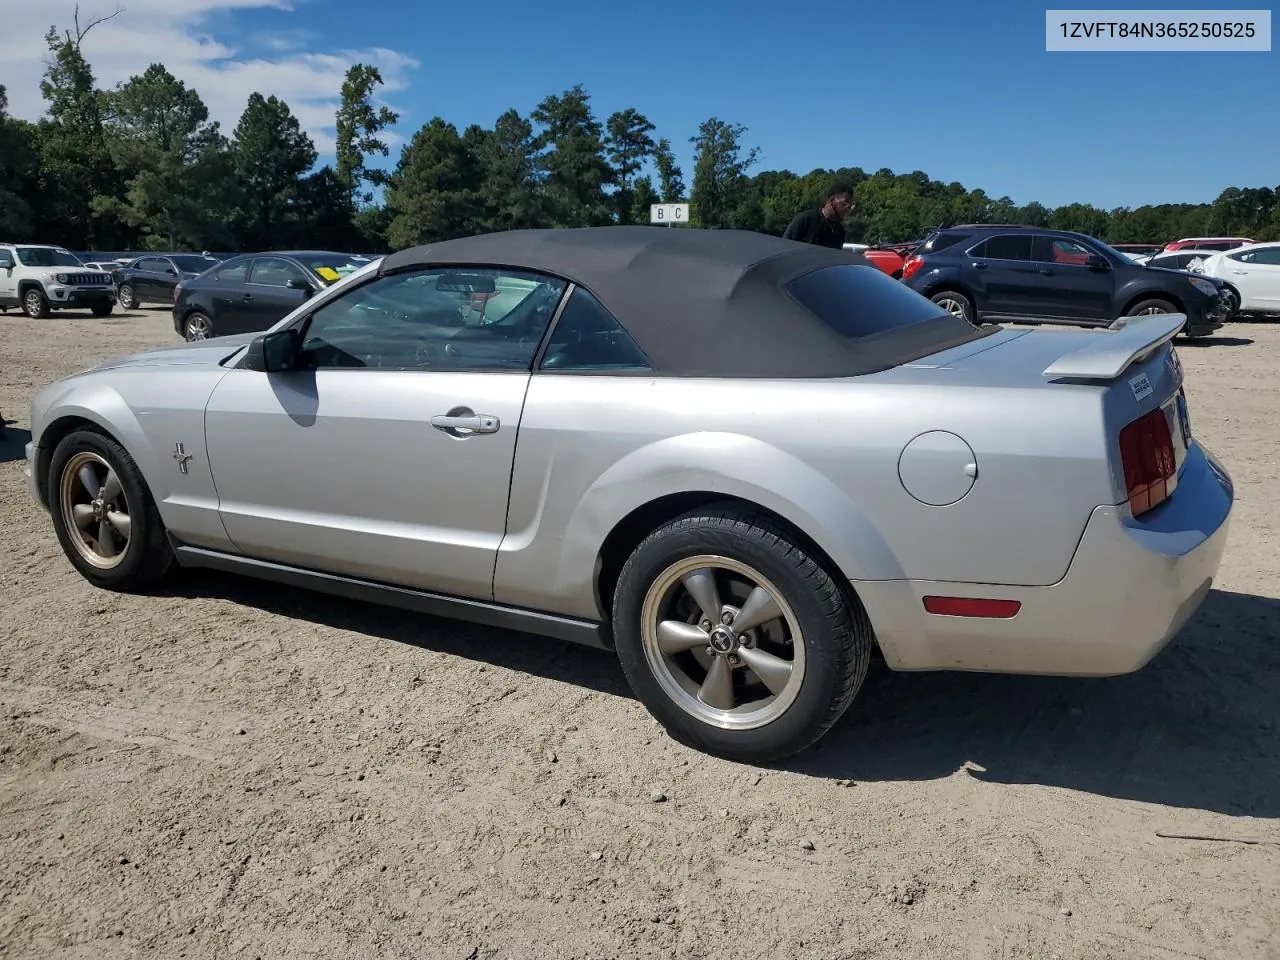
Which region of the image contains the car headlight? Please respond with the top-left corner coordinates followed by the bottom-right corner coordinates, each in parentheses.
top-left (1189, 277), bottom-right (1218, 297)
top-left (56, 272), bottom-right (68, 284)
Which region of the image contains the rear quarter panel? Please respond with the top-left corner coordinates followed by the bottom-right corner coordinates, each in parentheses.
top-left (495, 370), bottom-right (1121, 621)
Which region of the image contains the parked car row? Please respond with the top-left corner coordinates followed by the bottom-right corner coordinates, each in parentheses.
top-left (170, 250), bottom-right (380, 340)
top-left (888, 225), bottom-right (1258, 337)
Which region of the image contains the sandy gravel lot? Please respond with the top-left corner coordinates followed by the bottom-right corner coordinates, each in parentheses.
top-left (0, 306), bottom-right (1277, 960)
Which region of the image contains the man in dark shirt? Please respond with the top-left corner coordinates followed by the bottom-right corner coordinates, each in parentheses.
top-left (782, 182), bottom-right (855, 248)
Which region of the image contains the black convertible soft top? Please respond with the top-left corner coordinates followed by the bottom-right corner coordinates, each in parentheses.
top-left (377, 226), bottom-right (989, 378)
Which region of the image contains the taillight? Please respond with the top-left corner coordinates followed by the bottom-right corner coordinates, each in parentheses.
top-left (901, 255), bottom-right (924, 281)
top-left (1119, 407), bottom-right (1176, 516)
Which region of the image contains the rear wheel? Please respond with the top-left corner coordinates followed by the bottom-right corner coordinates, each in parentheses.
top-left (23, 288), bottom-right (49, 318)
top-left (611, 503), bottom-right (873, 764)
top-left (117, 283), bottom-right (138, 310)
top-left (930, 289), bottom-right (974, 323)
top-left (183, 312), bottom-right (212, 340)
top-left (47, 429), bottom-right (175, 591)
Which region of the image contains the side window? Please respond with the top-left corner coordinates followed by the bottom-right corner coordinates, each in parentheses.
top-left (250, 257), bottom-right (308, 287)
top-left (300, 267), bottom-right (567, 372)
top-left (135, 257), bottom-right (160, 272)
top-left (1032, 236), bottom-right (1093, 265)
top-left (215, 260), bottom-right (248, 283)
top-left (538, 287), bottom-right (650, 372)
top-left (971, 234), bottom-right (1032, 261)
top-left (1232, 247), bottom-right (1280, 265)
top-left (921, 231), bottom-right (968, 254)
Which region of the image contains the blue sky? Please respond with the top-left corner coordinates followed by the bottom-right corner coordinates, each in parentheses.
top-left (4, 0), bottom-right (1276, 210)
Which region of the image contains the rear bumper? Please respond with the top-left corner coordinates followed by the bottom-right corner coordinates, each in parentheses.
top-left (855, 443), bottom-right (1233, 676)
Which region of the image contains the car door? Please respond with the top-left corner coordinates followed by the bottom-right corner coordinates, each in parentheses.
top-left (1029, 235), bottom-right (1115, 322)
top-left (964, 233), bottom-right (1044, 318)
top-left (1220, 245), bottom-right (1280, 311)
top-left (150, 257), bottom-right (182, 299)
top-left (202, 264), bottom-right (568, 601)
top-left (128, 257), bottom-right (163, 301)
top-left (238, 257), bottom-right (316, 333)
top-left (204, 257), bottom-right (253, 330)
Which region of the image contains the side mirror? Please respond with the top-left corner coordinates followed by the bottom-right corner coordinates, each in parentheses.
top-left (287, 277), bottom-right (315, 297)
top-left (1086, 254), bottom-right (1110, 270)
top-left (243, 328), bottom-right (302, 372)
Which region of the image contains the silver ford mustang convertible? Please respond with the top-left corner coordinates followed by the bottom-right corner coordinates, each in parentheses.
top-left (25, 226), bottom-right (1234, 763)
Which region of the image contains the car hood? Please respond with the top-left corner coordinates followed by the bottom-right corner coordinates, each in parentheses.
top-left (88, 333), bottom-right (256, 372)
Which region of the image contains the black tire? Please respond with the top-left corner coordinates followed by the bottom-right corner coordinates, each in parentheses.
top-left (1222, 286), bottom-right (1240, 317)
top-left (183, 311), bottom-right (213, 341)
top-left (90, 303), bottom-right (113, 318)
top-left (23, 288), bottom-right (49, 318)
top-left (117, 284), bottom-right (138, 310)
top-left (930, 289), bottom-right (974, 323)
top-left (611, 503), bottom-right (873, 764)
top-left (47, 428), bottom-right (175, 592)
top-left (1125, 298), bottom-right (1178, 316)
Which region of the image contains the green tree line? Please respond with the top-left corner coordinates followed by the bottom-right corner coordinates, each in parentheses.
top-left (3, 16), bottom-right (1279, 254)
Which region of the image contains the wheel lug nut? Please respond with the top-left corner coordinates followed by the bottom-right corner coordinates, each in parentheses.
top-left (705, 646), bottom-right (715, 656)
top-left (721, 612), bottom-right (734, 625)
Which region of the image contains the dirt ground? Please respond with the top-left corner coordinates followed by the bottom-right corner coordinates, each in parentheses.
top-left (0, 306), bottom-right (1277, 960)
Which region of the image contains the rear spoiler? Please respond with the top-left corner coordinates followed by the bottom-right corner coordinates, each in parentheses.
top-left (1041, 313), bottom-right (1185, 381)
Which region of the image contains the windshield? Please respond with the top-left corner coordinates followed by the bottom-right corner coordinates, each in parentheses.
top-left (15, 247), bottom-right (82, 268)
top-left (298, 253), bottom-right (375, 285)
top-left (171, 255), bottom-right (218, 273)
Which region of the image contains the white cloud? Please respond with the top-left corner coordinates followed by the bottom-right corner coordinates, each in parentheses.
top-left (0, 0), bottom-right (420, 157)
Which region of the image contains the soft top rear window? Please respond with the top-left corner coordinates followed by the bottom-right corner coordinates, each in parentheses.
top-left (785, 263), bottom-right (946, 339)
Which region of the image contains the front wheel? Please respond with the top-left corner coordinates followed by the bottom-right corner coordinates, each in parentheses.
top-left (1125, 298), bottom-right (1177, 316)
top-left (90, 303), bottom-right (113, 318)
top-left (47, 429), bottom-right (175, 591)
top-left (117, 284), bottom-right (138, 310)
top-left (611, 504), bottom-right (873, 764)
top-left (23, 288), bottom-right (49, 318)
top-left (930, 289), bottom-right (975, 323)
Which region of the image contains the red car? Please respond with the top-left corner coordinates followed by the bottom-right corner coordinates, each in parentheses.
top-left (861, 248), bottom-right (905, 278)
top-left (1163, 237), bottom-right (1255, 253)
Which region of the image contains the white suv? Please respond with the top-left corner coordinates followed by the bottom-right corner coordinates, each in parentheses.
top-left (0, 243), bottom-right (116, 318)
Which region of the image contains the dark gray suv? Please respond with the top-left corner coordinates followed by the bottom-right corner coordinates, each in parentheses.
top-left (900, 225), bottom-right (1233, 337)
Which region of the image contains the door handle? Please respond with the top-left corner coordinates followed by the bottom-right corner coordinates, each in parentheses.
top-left (971, 262), bottom-right (988, 269)
top-left (431, 413), bottom-right (500, 436)
top-left (242, 293), bottom-right (254, 301)
top-left (1037, 268), bottom-right (1054, 275)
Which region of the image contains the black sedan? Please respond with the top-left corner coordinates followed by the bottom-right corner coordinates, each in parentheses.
top-left (171, 250), bottom-right (377, 340)
top-left (113, 253), bottom-right (221, 310)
